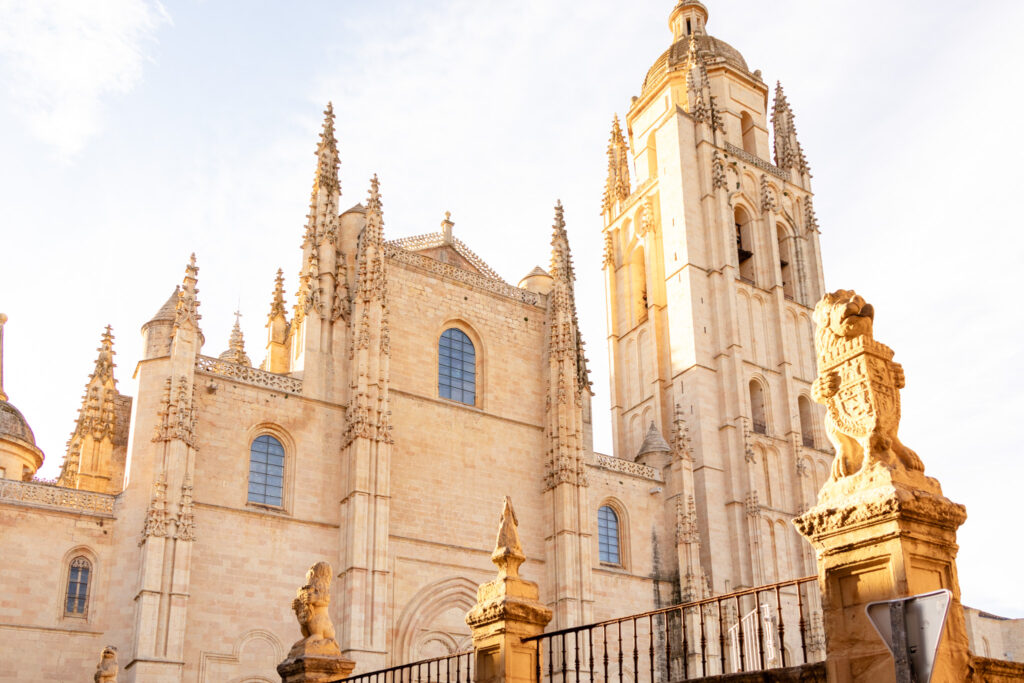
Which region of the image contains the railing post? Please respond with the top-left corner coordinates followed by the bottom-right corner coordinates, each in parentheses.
top-left (466, 497), bottom-right (552, 683)
top-left (793, 290), bottom-right (971, 683)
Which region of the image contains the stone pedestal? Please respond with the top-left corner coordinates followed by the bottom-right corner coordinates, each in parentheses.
top-left (795, 465), bottom-right (970, 683)
top-left (466, 497), bottom-right (553, 683)
top-left (276, 654), bottom-right (356, 683)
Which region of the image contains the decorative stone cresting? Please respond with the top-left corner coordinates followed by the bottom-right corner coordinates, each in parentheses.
top-left (196, 355), bottom-right (303, 395)
top-left (466, 497), bottom-right (552, 683)
top-left (94, 645), bottom-right (118, 682)
top-left (594, 453), bottom-right (663, 482)
top-left (0, 478), bottom-right (114, 515)
top-left (277, 561), bottom-right (355, 683)
top-left (794, 289), bottom-right (971, 683)
top-left (723, 141), bottom-right (791, 182)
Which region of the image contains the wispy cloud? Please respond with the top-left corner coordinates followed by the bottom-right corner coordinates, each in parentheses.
top-left (0, 0), bottom-right (170, 158)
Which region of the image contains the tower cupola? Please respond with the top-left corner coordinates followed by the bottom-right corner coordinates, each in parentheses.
top-left (669, 1), bottom-right (708, 39)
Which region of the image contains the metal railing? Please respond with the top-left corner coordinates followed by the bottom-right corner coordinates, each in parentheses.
top-left (523, 577), bottom-right (820, 681)
top-left (343, 650), bottom-right (473, 683)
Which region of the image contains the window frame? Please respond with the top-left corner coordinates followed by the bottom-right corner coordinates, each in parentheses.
top-left (596, 501), bottom-right (629, 569)
top-left (59, 548), bottom-right (97, 622)
top-left (436, 323), bottom-right (482, 408)
top-left (245, 425), bottom-right (294, 514)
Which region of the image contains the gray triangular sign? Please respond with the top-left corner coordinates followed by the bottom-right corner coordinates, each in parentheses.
top-left (866, 589), bottom-right (952, 683)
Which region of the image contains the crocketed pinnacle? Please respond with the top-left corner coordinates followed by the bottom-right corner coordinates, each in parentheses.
top-left (219, 310), bottom-right (251, 366)
top-left (93, 325), bottom-right (116, 385)
top-left (364, 174), bottom-right (383, 246)
top-left (672, 403), bottom-right (693, 459)
top-left (602, 115), bottom-right (630, 210)
top-left (314, 102), bottom-right (340, 199)
top-left (269, 269), bottom-right (287, 319)
top-left (174, 254), bottom-right (202, 332)
top-left (549, 200), bottom-right (574, 285)
top-left (771, 81), bottom-right (809, 175)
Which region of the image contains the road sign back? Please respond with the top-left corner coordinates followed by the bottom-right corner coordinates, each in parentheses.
top-left (866, 589), bottom-right (951, 683)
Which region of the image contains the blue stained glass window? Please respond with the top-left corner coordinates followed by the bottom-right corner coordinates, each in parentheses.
top-left (248, 435), bottom-right (285, 506)
top-left (439, 328), bottom-right (476, 405)
top-left (598, 505), bottom-right (621, 564)
top-left (65, 557), bottom-right (91, 615)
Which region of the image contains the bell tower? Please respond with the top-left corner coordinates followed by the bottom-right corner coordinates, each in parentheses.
top-left (602, 1), bottom-right (828, 592)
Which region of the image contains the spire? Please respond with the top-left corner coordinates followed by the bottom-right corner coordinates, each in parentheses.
top-left (637, 421), bottom-right (672, 458)
top-left (173, 254), bottom-right (202, 334)
top-left (491, 496), bottom-right (525, 580)
top-left (58, 326), bottom-right (121, 490)
top-left (219, 310), bottom-right (251, 366)
top-left (602, 115), bottom-right (631, 211)
top-left (772, 82), bottom-right (809, 176)
top-left (549, 200), bottom-right (574, 285)
top-left (0, 312), bottom-right (7, 402)
top-left (313, 102), bottom-right (340, 208)
top-left (364, 174), bottom-right (384, 248)
top-left (269, 269), bottom-right (287, 319)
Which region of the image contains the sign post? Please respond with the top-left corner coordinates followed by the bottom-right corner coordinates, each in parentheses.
top-left (865, 589), bottom-right (952, 683)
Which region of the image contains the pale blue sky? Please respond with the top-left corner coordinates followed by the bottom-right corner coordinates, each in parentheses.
top-left (2, 0), bottom-right (1023, 618)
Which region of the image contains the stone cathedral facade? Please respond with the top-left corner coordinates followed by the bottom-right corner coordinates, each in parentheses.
top-left (0, 3), bottom-right (839, 681)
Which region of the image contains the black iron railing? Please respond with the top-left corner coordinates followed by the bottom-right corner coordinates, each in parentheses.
top-left (344, 650), bottom-right (473, 683)
top-left (523, 577), bottom-right (820, 681)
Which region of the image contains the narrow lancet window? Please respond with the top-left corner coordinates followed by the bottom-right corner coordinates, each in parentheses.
top-left (65, 556), bottom-right (91, 616)
top-left (598, 505), bottom-right (621, 564)
top-left (439, 328), bottom-right (476, 405)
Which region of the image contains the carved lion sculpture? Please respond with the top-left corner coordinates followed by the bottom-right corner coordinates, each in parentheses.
top-left (811, 289), bottom-right (924, 481)
top-left (94, 646), bottom-right (118, 683)
top-left (288, 561), bottom-right (341, 658)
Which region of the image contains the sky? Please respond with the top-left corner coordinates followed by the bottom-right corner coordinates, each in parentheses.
top-left (1, 0), bottom-right (1023, 617)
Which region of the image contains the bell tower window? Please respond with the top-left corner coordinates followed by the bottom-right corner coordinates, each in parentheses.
top-left (735, 207), bottom-right (755, 285)
top-left (741, 111), bottom-right (757, 156)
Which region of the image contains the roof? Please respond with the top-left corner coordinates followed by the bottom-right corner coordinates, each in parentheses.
top-left (145, 287), bottom-right (180, 327)
top-left (0, 400), bottom-right (37, 446)
top-left (388, 233), bottom-right (505, 282)
top-left (636, 422), bottom-right (672, 457)
top-left (523, 266), bottom-right (550, 279)
top-left (642, 32), bottom-right (750, 95)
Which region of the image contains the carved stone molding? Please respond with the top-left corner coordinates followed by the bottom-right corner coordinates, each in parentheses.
top-left (385, 245), bottom-right (540, 306)
top-left (594, 454), bottom-right (663, 482)
top-left (196, 355), bottom-right (303, 395)
top-left (723, 142), bottom-right (791, 182)
top-left (0, 479), bottom-right (115, 515)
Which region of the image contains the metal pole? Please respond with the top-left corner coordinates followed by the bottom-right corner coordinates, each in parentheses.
top-left (889, 601), bottom-right (913, 683)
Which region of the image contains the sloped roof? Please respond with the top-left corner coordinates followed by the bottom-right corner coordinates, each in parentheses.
top-left (636, 422), bottom-right (672, 458)
top-left (387, 232), bottom-right (504, 282)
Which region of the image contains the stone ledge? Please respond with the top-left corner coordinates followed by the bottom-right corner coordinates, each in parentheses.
top-left (696, 662), bottom-right (825, 682)
top-left (970, 655), bottom-right (1024, 682)
top-left (0, 479), bottom-right (115, 516)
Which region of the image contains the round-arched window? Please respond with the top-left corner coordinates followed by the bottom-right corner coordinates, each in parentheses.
top-left (439, 328), bottom-right (476, 406)
top-left (248, 435), bottom-right (285, 506)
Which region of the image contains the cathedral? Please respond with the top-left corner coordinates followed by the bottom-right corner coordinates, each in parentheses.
top-left (0, 3), bottom-right (842, 681)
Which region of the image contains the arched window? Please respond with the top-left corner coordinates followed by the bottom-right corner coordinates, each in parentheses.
top-left (65, 556), bottom-right (91, 616)
top-left (248, 435), bottom-right (284, 507)
top-left (439, 328), bottom-right (476, 406)
top-left (776, 223), bottom-right (796, 300)
top-left (735, 207), bottom-right (755, 285)
top-left (798, 396), bottom-right (815, 448)
top-left (741, 111), bottom-right (756, 155)
top-left (749, 379), bottom-right (768, 435)
top-left (597, 505), bottom-right (621, 564)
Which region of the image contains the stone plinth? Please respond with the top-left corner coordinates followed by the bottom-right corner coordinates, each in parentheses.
top-left (795, 464), bottom-right (970, 683)
top-left (466, 497), bottom-right (553, 683)
top-left (277, 654), bottom-right (356, 683)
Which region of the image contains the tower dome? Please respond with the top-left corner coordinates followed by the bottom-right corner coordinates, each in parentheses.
top-left (641, 2), bottom-right (751, 95)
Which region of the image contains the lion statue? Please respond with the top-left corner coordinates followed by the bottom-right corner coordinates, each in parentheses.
top-left (94, 646), bottom-right (118, 683)
top-left (811, 289), bottom-right (924, 481)
top-left (288, 561), bottom-right (341, 657)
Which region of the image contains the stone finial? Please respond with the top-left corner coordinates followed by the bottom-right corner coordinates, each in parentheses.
top-left (602, 115), bottom-right (630, 211)
top-left (93, 645), bottom-right (118, 683)
top-left (219, 310), bottom-right (251, 366)
top-left (441, 211), bottom-right (454, 244)
top-left (270, 269), bottom-right (287, 319)
top-left (491, 496), bottom-right (525, 579)
top-left (810, 289), bottom-right (924, 484)
top-left (173, 254), bottom-right (202, 333)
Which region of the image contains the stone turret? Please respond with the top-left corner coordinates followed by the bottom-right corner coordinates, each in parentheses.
top-left (264, 269), bottom-right (290, 373)
top-left (517, 266), bottom-right (553, 295)
top-left (635, 420), bottom-right (671, 469)
top-left (219, 311), bottom-right (251, 366)
top-left (0, 314), bottom-right (44, 480)
top-left (141, 287), bottom-right (179, 359)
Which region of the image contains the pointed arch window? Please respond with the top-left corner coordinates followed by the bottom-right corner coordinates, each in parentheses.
top-left (248, 435), bottom-right (284, 507)
top-left (65, 556), bottom-right (92, 616)
top-left (597, 505), bottom-right (621, 564)
top-left (439, 328), bottom-right (476, 406)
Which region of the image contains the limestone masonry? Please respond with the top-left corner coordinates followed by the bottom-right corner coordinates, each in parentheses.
top-left (0, 2), bottom-right (1020, 681)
